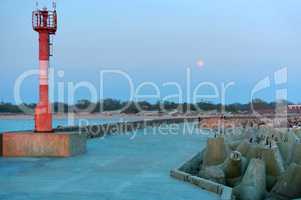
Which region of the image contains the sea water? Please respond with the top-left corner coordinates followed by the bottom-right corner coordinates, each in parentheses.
top-left (0, 122), bottom-right (218, 200)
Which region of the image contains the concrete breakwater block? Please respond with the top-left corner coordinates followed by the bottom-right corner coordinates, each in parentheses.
top-left (203, 137), bottom-right (229, 166)
top-left (199, 166), bottom-right (226, 184)
top-left (223, 151), bottom-right (243, 179)
top-left (234, 159), bottom-right (266, 200)
top-left (262, 147), bottom-right (285, 176)
top-left (1, 132), bottom-right (86, 157)
top-left (290, 142), bottom-right (301, 165)
top-left (271, 163), bottom-right (301, 199)
top-left (178, 152), bottom-right (202, 175)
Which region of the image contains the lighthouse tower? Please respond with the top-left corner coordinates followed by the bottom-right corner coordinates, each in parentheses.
top-left (1, 2), bottom-right (86, 157)
top-left (32, 5), bottom-right (57, 132)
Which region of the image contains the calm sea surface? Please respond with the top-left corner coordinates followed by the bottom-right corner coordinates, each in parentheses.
top-left (0, 120), bottom-right (217, 200)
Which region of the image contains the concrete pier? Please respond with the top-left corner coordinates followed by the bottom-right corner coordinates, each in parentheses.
top-left (1, 132), bottom-right (86, 157)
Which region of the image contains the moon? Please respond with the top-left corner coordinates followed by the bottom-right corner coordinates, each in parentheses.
top-left (196, 59), bottom-right (205, 69)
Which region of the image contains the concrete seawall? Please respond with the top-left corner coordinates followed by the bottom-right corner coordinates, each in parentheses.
top-left (54, 117), bottom-right (199, 139)
top-left (171, 166), bottom-right (233, 200)
top-left (171, 152), bottom-right (233, 200)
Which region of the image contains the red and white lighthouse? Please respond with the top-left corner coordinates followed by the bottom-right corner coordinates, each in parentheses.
top-left (32, 6), bottom-right (57, 132)
top-left (1, 3), bottom-right (86, 158)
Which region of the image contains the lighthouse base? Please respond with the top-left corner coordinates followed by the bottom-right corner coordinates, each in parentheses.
top-left (0, 132), bottom-right (86, 157)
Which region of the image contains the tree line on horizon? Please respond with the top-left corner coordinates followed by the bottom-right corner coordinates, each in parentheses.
top-left (0, 98), bottom-right (292, 114)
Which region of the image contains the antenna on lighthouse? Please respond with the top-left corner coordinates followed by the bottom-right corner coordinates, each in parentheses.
top-left (52, 0), bottom-right (56, 10)
top-left (35, 1), bottom-right (39, 9)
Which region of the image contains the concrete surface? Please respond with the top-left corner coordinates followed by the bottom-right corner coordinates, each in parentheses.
top-left (271, 163), bottom-right (301, 199)
top-left (170, 169), bottom-right (233, 200)
top-left (199, 166), bottom-right (226, 184)
top-left (203, 137), bottom-right (229, 166)
top-left (1, 132), bottom-right (86, 157)
top-left (234, 159), bottom-right (266, 200)
top-left (223, 151), bottom-right (243, 179)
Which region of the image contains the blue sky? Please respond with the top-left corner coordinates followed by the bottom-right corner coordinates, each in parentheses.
top-left (1, 0), bottom-right (301, 104)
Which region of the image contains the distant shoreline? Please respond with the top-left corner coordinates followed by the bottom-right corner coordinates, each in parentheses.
top-left (1, 112), bottom-right (300, 120)
top-left (0, 113), bottom-right (165, 120)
